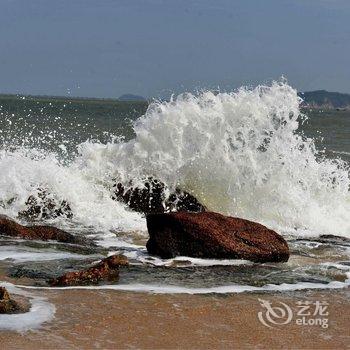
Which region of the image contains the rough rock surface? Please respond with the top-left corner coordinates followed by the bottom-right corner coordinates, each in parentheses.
top-left (0, 215), bottom-right (87, 245)
top-left (0, 287), bottom-right (25, 314)
top-left (146, 212), bottom-right (289, 262)
top-left (49, 254), bottom-right (129, 286)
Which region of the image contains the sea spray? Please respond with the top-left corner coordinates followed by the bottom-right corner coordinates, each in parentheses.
top-left (79, 81), bottom-right (350, 237)
top-left (0, 147), bottom-right (145, 233)
top-left (0, 81), bottom-right (349, 238)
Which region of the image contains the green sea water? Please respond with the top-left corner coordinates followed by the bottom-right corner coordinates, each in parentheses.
top-left (0, 94), bottom-right (148, 157)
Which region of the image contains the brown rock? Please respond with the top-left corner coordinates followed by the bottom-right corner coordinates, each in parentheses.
top-left (112, 178), bottom-right (205, 214)
top-left (49, 254), bottom-right (129, 287)
top-left (146, 212), bottom-right (289, 262)
top-left (0, 215), bottom-right (87, 245)
top-left (0, 287), bottom-right (24, 314)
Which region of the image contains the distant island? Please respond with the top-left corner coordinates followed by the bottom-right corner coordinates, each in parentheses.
top-left (118, 90), bottom-right (350, 108)
top-left (118, 94), bottom-right (146, 101)
top-left (1, 90), bottom-right (350, 109)
top-left (299, 90), bottom-right (350, 110)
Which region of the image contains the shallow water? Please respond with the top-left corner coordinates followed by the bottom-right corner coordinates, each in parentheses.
top-left (1, 288), bottom-right (349, 349)
top-left (0, 82), bottom-right (350, 331)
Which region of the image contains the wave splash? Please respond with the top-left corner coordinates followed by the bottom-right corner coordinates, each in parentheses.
top-left (0, 81), bottom-right (349, 238)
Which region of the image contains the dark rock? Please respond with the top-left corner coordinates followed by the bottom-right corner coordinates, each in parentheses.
top-left (112, 178), bottom-right (165, 214)
top-left (112, 178), bottom-right (205, 214)
top-left (18, 189), bottom-right (73, 221)
top-left (146, 212), bottom-right (289, 262)
top-left (0, 215), bottom-right (88, 245)
top-left (0, 287), bottom-right (27, 314)
top-left (165, 189), bottom-right (206, 213)
top-left (49, 254), bottom-right (129, 286)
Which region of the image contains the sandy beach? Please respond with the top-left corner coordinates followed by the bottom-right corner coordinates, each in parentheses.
top-left (0, 288), bottom-right (349, 349)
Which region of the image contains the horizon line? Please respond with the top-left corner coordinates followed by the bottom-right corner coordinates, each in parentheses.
top-left (1, 89), bottom-right (350, 102)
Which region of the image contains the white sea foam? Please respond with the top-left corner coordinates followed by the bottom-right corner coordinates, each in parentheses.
top-left (0, 147), bottom-right (145, 233)
top-left (0, 245), bottom-right (100, 263)
top-left (0, 282), bottom-right (55, 331)
top-left (0, 80), bottom-right (349, 239)
top-left (12, 279), bottom-right (350, 295)
top-left (123, 249), bottom-right (254, 267)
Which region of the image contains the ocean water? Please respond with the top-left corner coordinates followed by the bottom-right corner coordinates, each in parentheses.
top-left (0, 81), bottom-right (350, 329)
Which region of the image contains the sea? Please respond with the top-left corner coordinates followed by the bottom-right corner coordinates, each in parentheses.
top-left (0, 81), bottom-right (349, 330)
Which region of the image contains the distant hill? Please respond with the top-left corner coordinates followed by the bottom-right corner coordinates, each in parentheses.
top-left (118, 94), bottom-right (146, 101)
top-left (299, 90), bottom-right (350, 109)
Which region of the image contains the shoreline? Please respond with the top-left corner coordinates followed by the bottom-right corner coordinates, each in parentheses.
top-left (0, 287), bottom-right (349, 349)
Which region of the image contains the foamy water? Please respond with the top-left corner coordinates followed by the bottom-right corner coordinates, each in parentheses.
top-left (9, 274), bottom-right (350, 294)
top-left (0, 282), bottom-right (55, 331)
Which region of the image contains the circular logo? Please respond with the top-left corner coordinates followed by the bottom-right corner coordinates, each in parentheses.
top-left (258, 298), bottom-right (293, 328)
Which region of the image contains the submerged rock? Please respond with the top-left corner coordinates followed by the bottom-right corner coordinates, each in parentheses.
top-left (9, 256), bottom-right (104, 281)
top-left (112, 178), bottom-right (205, 214)
top-left (0, 287), bottom-right (27, 314)
top-left (0, 215), bottom-right (87, 245)
top-left (146, 212), bottom-right (289, 262)
top-left (49, 254), bottom-right (129, 286)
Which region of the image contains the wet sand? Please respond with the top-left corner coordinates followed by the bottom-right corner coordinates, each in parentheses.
top-left (0, 288), bottom-right (349, 349)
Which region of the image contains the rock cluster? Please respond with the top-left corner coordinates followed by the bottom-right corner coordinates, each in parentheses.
top-left (19, 189), bottom-right (73, 221)
top-left (112, 178), bottom-right (206, 214)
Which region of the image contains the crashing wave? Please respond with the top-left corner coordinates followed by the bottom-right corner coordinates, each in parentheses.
top-left (0, 80), bottom-right (349, 238)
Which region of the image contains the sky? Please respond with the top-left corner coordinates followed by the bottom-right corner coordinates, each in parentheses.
top-left (1, 0), bottom-right (350, 98)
